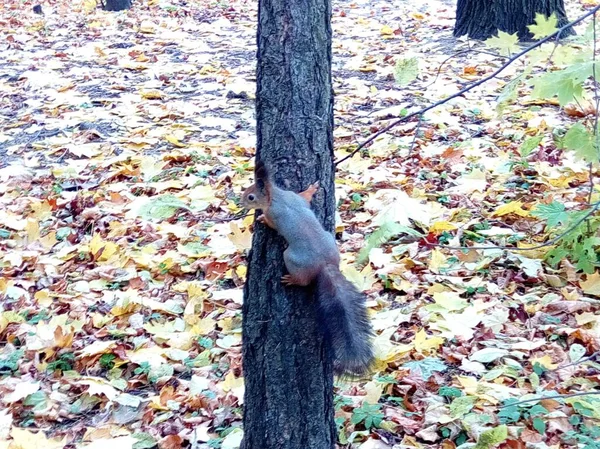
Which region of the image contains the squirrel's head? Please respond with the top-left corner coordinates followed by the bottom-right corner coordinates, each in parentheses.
top-left (241, 162), bottom-right (271, 210)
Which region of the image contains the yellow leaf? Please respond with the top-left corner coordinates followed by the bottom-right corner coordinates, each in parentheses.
top-left (372, 328), bottom-right (413, 364)
top-left (89, 234), bottom-right (103, 255)
top-left (580, 272), bottom-right (600, 296)
top-left (83, 0), bottom-right (97, 13)
top-left (33, 290), bottom-right (54, 307)
top-left (576, 311), bottom-right (599, 326)
top-left (414, 329), bottom-right (445, 354)
top-left (221, 371), bottom-right (244, 392)
top-left (165, 135), bottom-right (187, 148)
top-left (363, 381), bottom-right (383, 404)
top-left (428, 249), bottom-right (447, 273)
top-left (199, 64), bottom-right (216, 75)
top-left (140, 89), bottom-right (163, 100)
top-left (457, 376), bottom-right (478, 395)
top-left (229, 222), bottom-right (252, 250)
top-left (30, 200), bottom-right (53, 220)
top-left (25, 219), bottom-right (39, 243)
top-left (429, 221), bottom-right (457, 233)
top-left (359, 65), bottom-right (377, 72)
top-left (184, 285), bottom-right (207, 324)
top-left (492, 201), bottom-right (530, 217)
top-left (342, 264), bottom-right (376, 291)
top-left (39, 231), bottom-right (57, 250)
top-left (192, 317), bottom-right (216, 336)
top-left (9, 428), bottom-right (65, 449)
top-left (380, 25), bottom-right (394, 35)
top-left (531, 355), bottom-right (557, 369)
top-left (139, 20), bottom-right (156, 34)
top-left (515, 241), bottom-right (549, 259)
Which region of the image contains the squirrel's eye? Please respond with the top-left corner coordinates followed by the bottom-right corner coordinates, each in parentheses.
top-left (248, 194), bottom-right (255, 201)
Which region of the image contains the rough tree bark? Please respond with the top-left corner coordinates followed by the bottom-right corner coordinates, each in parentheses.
top-left (104, 0), bottom-right (131, 11)
top-left (241, 0), bottom-right (335, 447)
top-left (454, 0), bottom-right (572, 40)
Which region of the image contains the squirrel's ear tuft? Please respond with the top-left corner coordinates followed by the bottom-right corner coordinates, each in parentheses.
top-left (255, 161), bottom-right (269, 181)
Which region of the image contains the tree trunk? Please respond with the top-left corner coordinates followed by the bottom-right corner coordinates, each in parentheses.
top-left (104, 0), bottom-right (131, 11)
top-left (454, 0), bottom-right (572, 41)
top-left (241, 0), bottom-right (335, 447)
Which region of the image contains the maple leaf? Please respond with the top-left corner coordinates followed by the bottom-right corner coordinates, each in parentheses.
top-left (531, 201), bottom-right (568, 227)
top-left (474, 425), bottom-right (508, 449)
top-left (394, 57), bottom-right (419, 86)
top-left (580, 272), bottom-right (600, 296)
top-left (485, 31), bottom-right (519, 56)
top-left (414, 328), bottom-right (445, 354)
top-left (563, 122), bottom-right (598, 163)
top-left (403, 357), bottom-right (447, 380)
top-left (527, 13), bottom-right (559, 39)
top-left (9, 428), bottom-right (65, 449)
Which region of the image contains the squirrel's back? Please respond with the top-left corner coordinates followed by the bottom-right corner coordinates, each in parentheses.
top-left (268, 186), bottom-right (339, 263)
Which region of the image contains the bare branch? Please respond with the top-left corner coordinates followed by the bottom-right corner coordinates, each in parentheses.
top-left (335, 5), bottom-right (600, 166)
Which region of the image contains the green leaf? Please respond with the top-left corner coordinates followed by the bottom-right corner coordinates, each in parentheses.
top-left (350, 403), bottom-right (384, 430)
top-left (485, 31), bottom-right (520, 56)
top-left (358, 222), bottom-right (423, 264)
top-left (474, 425), bottom-right (508, 449)
top-left (546, 246), bottom-right (569, 267)
top-left (470, 347), bottom-right (509, 363)
top-left (148, 363), bottom-right (174, 383)
top-left (520, 135), bottom-right (543, 158)
top-left (133, 433), bottom-right (157, 449)
top-left (393, 57), bottom-right (419, 86)
top-left (0, 348), bottom-right (24, 373)
top-left (496, 76), bottom-right (521, 115)
top-left (528, 404), bottom-right (548, 417)
top-left (531, 201), bottom-right (569, 227)
top-left (569, 343), bottom-right (586, 363)
top-left (528, 13), bottom-right (559, 39)
top-left (438, 386), bottom-right (463, 398)
top-left (403, 357), bottom-right (447, 380)
top-left (498, 405), bottom-right (521, 424)
top-left (23, 391), bottom-right (48, 411)
top-left (449, 395), bottom-right (476, 418)
top-left (138, 195), bottom-right (189, 221)
top-left (531, 62), bottom-right (593, 106)
top-left (532, 417), bottom-right (546, 434)
top-left (563, 123), bottom-right (598, 163)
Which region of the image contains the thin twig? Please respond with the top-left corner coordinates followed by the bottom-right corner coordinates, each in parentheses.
top-left (206, 211), bottom-right (252, 223)
top-left (335, 5), bottom-right (600, 166)
top-left (556, 350), bottom-right (600, 370)
top-left (498, 391), bottom-right (600, 408)
top-left (407, 114), bottom-right (424, 156)
top-left (430, 200), bottom-right (600, 252)
top-left (423, 47), bottom-right (507, 90)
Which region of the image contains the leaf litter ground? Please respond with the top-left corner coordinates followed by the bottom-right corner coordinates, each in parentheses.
top-left (0, 0), bottom-right (599, 448)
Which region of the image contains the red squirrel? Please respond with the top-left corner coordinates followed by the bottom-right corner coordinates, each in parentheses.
top-left (241, 162), bottom-right (374, 375)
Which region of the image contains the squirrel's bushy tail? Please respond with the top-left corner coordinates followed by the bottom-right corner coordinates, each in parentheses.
top-left (316, 264), bottom-right (374, 376)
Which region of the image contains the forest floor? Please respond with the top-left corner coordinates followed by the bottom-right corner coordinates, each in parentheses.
top-left (1, 0), bottom-right (600, 448)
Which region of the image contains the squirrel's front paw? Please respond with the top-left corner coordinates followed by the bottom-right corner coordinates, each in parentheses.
top-left (257, 214), bottom-right (267, 224)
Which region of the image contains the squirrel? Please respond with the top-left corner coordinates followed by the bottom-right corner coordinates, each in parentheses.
top-left (241, 162), bottom-right (374, 376)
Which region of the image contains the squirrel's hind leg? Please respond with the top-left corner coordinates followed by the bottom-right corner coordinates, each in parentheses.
top-left (282, 248), bottom-right (320, 286)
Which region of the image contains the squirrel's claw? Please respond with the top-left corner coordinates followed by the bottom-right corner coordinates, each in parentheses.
top-left (257, 214), bottom-right (273, 228)
top-left (281, 274), bottom-right (294, 286)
